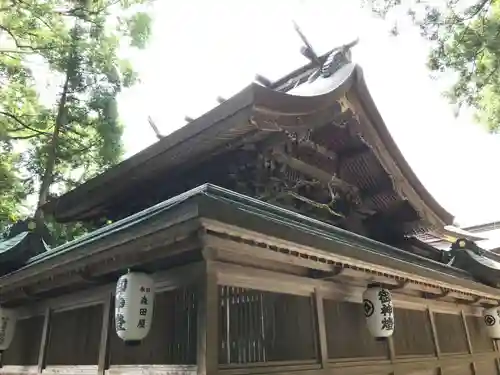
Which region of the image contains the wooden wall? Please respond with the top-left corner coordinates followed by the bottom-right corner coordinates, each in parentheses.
top-left (216, 285), bottom-right (499, 373)
top-left (0, 282), bottom-right (200, 375)
top-left (218, 286), bottom-right (316, 364)
top-left (0, 261), bottom-right (499, 375)
top-left (392, 308), bottom-right (435, 356)
top-left (214, 261), bottom-right (500, 375)
top-left (109, 287), bottom-right (197, 365)
top-left (324, 300), bottom-right (387, 359)
top-left (46, 304), bottom-right (103, 365)
top-left (2, 315), bottom-right (44, 366)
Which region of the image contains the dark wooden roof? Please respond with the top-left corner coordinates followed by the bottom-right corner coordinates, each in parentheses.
top-left (0, 229), bottom-right (48, 276)
top-left (41, 56), bottom-right (453, 234)
top-left (2, 184), bottom-right (496, 306)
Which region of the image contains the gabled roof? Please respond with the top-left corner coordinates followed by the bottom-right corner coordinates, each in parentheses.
top-left (41, 54), bottom-right (453, 233)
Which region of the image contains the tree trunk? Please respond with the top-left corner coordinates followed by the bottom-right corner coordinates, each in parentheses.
top-left (34, 23), bottom-right (80, 228)
top-left (34, 74), bottom-right (70, 226)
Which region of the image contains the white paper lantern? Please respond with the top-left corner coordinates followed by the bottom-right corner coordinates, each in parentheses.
top-left (115, 271), bottom-right (155, 344)
top-left (0, 307), bottom-right (17, 352)
top-left (362, 285), bottom-right (395, 338)
top-left (483, 307), bottom-right (500, 339)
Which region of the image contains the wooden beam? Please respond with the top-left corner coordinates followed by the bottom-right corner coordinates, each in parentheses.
top-left (310, 267), bottom-right (345, 280)
top-left (90, 235), bottom-right (201, 279)
top-left (424, 289), bottom-right (451, 300)
top-left (298, 139), bottom-right (337, 162)
top-left (387, 337), bottom-right (396, 362)
top-left (0, 215), bottom-right (201, 298)
top-left (427, 309), bottom-right (441, 358)
top-left (461, 310), bottom-right (477, 375)
top-left (207, 235), bottom-right (334, 274)
top-left (461, 310), bottom-right (474, 354)
top-left (202, 219), bottom-right (500, 305)
top-left (197, 261), bottom-right (219, 375)
top-left (270, 151), bottom-right (359, 195)
top-left (254, 74), bottom-right (272, 87)
top-left (313, 289), bottom-right (328, 368)
top-left (98, 293), bottom-right (112, 375)
top-left (37, 308), bottom-right (51, 373)
top-left (15, 262), bottom-right (205, 319)
top-left (213, 260), bottom-right (488, 318)
top-left (493, 340), bottom-right (500, 373)
top-left (427, 308), bottom-right (444, 375)
top-left (147, 116), bottom-right (164, 140)
top-left (387, 280), bottom-right (410, 291)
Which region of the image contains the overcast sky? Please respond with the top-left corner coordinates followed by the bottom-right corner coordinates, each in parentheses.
top-left (117, 0), bottom-right (500, 228)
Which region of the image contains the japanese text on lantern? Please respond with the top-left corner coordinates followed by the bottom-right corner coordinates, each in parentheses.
top-left (378, 289), bottom-right (393, 331)
top-left (137, 286), bottom-right (150, 329)
top-left (0, 316), bottom-right (9, 345)
top-left (115, 278), bottom-right (128, 331)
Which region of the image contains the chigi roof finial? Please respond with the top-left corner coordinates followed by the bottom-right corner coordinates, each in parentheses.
top-left (293, 21), bottom-right (360, 82)
top-left (293, 21), bottom-right (322, 67)
top-left (147, 116), bottom-right (163, 140)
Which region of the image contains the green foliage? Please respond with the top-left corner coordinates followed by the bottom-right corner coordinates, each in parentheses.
top-left (0, 0), bottom-right (152, 243)
top-left (46, 219), bottom-right (98, 246)
top-left (366, 0), bottom-right (500, 132)
top-left (0, 151), bottom-right (26, 233)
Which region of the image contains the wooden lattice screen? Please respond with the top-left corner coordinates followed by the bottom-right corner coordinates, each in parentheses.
top-left (218, 286), bottom-right (317, 365)
top-left (109, 286), bottom-right (198, 365)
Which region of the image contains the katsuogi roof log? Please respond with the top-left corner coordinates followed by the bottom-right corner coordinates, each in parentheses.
top-left (41, 45), bottom-right (453, 235)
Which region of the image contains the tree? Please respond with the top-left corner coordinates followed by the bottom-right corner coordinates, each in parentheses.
top-left (0, 5), bottom-right (46, 231)
top-left (0, 152), bottom-right (25, 233)
top-left (365, 0), bottom-right (500, 132)
top-left (0, 0), bottom-right (152, 243)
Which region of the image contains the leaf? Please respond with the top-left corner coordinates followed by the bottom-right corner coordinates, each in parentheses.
top-left (126, 12), bottom-right (152, 49)
top-left (366, 0), bottom-right (500, 132)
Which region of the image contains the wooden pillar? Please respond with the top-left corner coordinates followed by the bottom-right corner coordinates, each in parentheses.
top-left (492, 339), bottom-right (500, 375)
top-left (461, 310), bottom-right (477, 375)
top-left (387, 336), bottom-right (396, 362)
top-left (37, 307), bottom-right (51, 373)
top-left (427, 308), bottom-right (441, 357)
top-left (98, 293), bottom-right (113, 375)
top-left (313, 288), bottom-right (328, 368)
top-left (197, 261), bottom-right (219, 375)
top-left (427, 308), bottom-right (443, 375)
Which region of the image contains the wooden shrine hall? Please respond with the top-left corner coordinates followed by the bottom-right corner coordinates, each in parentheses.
top-left (1, 42), bottom-right (500, 375)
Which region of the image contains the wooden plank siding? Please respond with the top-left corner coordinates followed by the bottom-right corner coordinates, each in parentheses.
top-left (109, 287), bottom-right (198, 366)
top-left (2, 315), bottom-right (44, 366)
top-left (0, 261), bottom-right (499, 375)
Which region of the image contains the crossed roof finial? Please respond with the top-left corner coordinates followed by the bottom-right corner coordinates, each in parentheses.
top-left (292, 21), bottom-right (360, 80)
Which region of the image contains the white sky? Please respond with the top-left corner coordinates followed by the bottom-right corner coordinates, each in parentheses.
top-left (117, 0), bottom-right (500, 228)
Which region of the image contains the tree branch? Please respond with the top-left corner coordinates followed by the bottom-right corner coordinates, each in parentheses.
top-left (7, 133), bottom-right (39, 140)
top-left (0, 24), bottom-right (53, 52)
top-left (0, 111), bottom-right (52, 136)
top-left (0, 25), bottom-right (21, 46)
